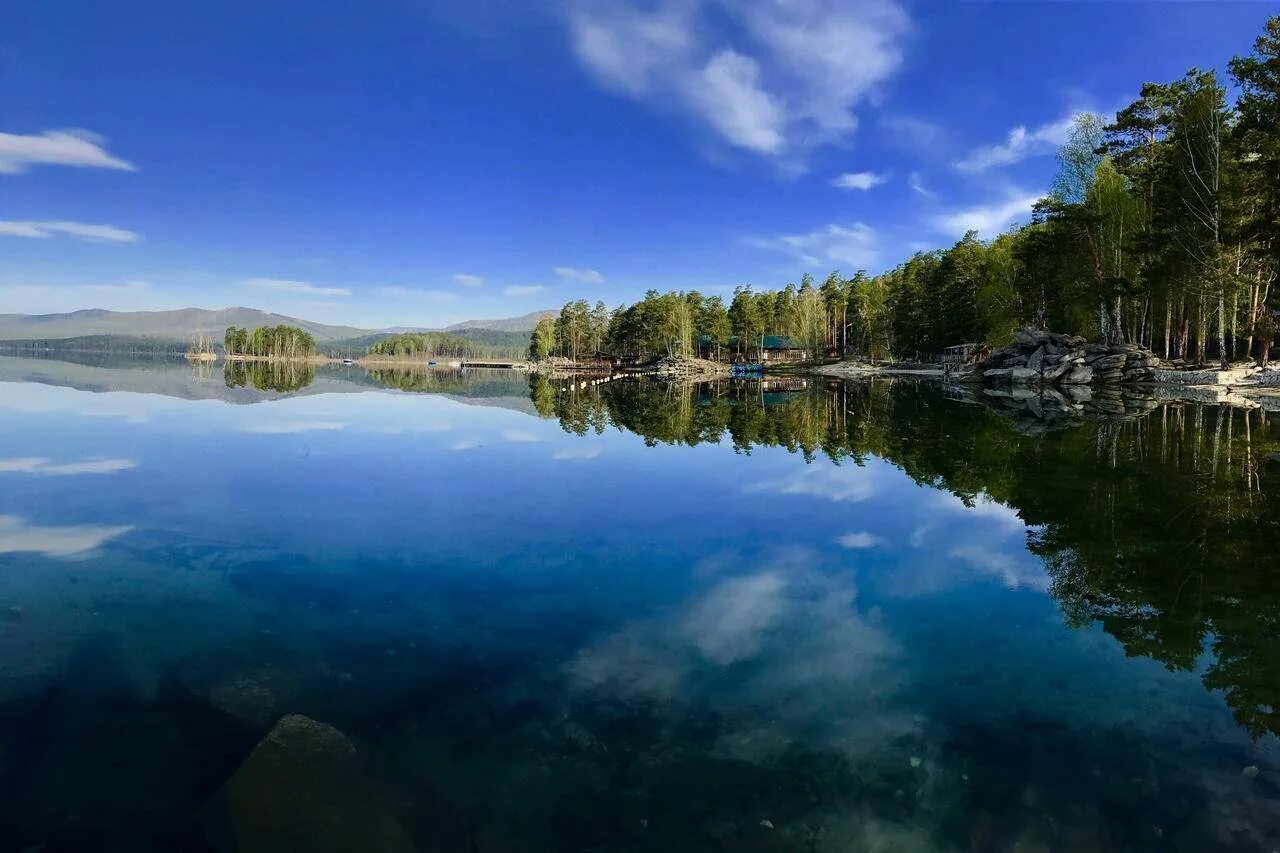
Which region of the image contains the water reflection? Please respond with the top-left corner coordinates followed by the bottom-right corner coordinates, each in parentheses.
top-left (531, 375), bottom-right (1280, 739)
top-left (1, 356), bottom-right (1279, 849)
top-left (223, 359), bottom-right (316, 392)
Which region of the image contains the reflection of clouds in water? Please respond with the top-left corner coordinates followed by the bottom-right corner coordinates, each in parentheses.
top-left (450, 440), bottom-right (481, 451)
top-left (0, 515), bottom-right (132, 558)
top-left (552, 444), bottom-right (603, 460)
top-left (948, 543), bottom-right (1047, 591)
top-left (239, 420), bottom-right (347, 434)
top-left (377, 422), bottom-right (452, 434)
top-left (0, 457), bottom-right (136, 476)
top-left (501, 429), bottom-right (542, 443)
top-left (895, 490), bottom-right (1046, 595)
top-left (0, 385), bottom-right (151, 424)
top-left (571, 548), bottom-right (909, 761)
top-left (837, 531), bottom-right (883, 549)
top-left (743, 463), bottom-right (880, 503)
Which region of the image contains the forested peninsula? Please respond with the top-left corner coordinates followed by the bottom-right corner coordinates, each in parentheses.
top-left (534, 17), bottom-right (1280, 370)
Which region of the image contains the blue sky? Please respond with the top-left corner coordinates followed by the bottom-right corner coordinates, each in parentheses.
top-left (0, 0), bottom-right (1273, 328)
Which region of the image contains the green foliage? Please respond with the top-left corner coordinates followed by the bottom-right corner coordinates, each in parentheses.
top-left (224, 324), bottom-right (316, 358)
top-left (367, 331), bottom-right (489, 359)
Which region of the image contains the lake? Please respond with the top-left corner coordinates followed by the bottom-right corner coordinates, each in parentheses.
top-left (0, 354), bottom-right (1278, 851)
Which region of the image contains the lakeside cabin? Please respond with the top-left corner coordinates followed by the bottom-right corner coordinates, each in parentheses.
top-left (761, 335), bottom-right (806, 363)
top-left (941, 343), bottom-right (986, 368)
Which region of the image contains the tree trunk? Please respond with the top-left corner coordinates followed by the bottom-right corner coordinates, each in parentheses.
top-left (1218, 294), bottom-right (1228, 370)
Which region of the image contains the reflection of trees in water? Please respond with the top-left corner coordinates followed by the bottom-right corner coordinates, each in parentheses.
top-left (223, 360), bottom-right (316, 392)
top-left (532, 375), bottom-right (1280, 737)
top-left (365, 367), bottom-right (532, 398)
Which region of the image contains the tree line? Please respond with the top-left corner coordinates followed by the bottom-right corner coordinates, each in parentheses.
top-left (223, 325), bottom-right (318, 359)
top-left (366, 331), bottom-right (510, 359)
top-left (535, 17), bottom-right (1280, 368)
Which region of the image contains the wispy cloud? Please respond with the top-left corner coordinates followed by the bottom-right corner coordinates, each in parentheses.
top-left (244, 277), bottom-right (351, 298)
top-left (907, 171), bottom-right (934, 199)
top-left (955, 112), bottom-right (1084, 173)
top-left (0, 129), bottom-right (135, 175)
top-left (503, 285), bottom-right (546, 297)
top-left (0, 457), bottom-right (136, 476)
top-left (240, 421), bottom-right (348, 434)
top-left (836, 531), bottom-right (883, 549)
top-left (831, 171), bottom-right (886, 191)
top-left (0, 220), bottom-right (140, 243)
top-left (379, 285), bottom-right (455, 301)
top-left (568, 0), bottom-right (910, 163)
top-left (450, 440), bottom-right (481, 451)
top-left (0, 280), bottom-right (154, 313)
top-left (501, 429), bottom-right (543, 443)
top-left (555, 266), bottom-right (605, 284)
top-left (878, 114), bottom-right (944, 154)
top-left (553, 444), bottom-right (605, 460)
top-left (748, 222), bottom-right (879, 269)
top-left (451, 273), bottom-right (485, 287)
top-left (0, 515), bottom-right (133, 558)
top-left (933, 191), bottom-right (1041, 238)
top-left (744, 464), bottom-right (881, 503)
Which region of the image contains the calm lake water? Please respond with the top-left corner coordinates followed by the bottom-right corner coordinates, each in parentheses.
top-left (1, 354), bottom-right (1278, 851)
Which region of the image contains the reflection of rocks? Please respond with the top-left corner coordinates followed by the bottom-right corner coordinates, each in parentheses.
top-left (960, 384), bottom-right (1163, 433)
top-left (203, 714), bottom-right (414, 852)
top-left (976, 328), bottom-right (1163, 388)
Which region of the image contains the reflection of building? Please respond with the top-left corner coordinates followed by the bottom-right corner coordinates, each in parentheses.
top-left (761, 335), bottom-right (806, 363)
top-left (941, 343), bottom-right (985, 367)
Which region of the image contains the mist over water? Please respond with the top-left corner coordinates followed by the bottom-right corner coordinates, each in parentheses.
top-left (0, 356), bottom-right (1278, 851)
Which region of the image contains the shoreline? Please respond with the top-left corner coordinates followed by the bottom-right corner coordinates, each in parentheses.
top-left (809, 359), bottom-right (1280, 409)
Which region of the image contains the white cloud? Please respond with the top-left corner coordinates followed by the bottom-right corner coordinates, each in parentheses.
top-left (955, 112), bottom-right (1082, 173)
top-left (685, 50), bottom-right (784, 154)
top-left (0, 220), bottom-right (141, 243)
top-left (553, 444), bottom-right (605, 460)
top-left (244, 277), bottom-right (351, 298)
top-left (933, 191), bottom-right (1041, 238)
top-left (0, 457), bottom-right (136, 476)
top-left (0, 515), bottom-right (132, 558)
top-left (831, 171), bottom-right (886, 191)
top-left (503, 285), bottom-right (546, 297)
top-left (568, 0), bottom-right (910, 161)
top-left (748, 222), bottom-right (879, 269)
top-left (837, 531), bottom-right (883, 549)
top-left (554, 266), bottom-right (605, 284)
top-left (451, 273), bottom-right (485, 287)
top-left (0, 129), bottom-right (135, 175)
top-left (450, 440), bottom-right (481, 451)
top-left (501, 429), bottom-right (543, 443)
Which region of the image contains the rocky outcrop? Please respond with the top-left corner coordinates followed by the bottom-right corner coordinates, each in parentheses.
top-left (202, 714), bottom-right (415, 853)
top-left (977, 328), bottom-right (1162, 387)
top-left (651, 355), bottom-right (731, 378)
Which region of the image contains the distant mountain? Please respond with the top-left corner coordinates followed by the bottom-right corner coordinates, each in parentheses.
top-left (444, 310), bottom-right (554, 333)
top-left (0, 307), bottom-right (375, 343)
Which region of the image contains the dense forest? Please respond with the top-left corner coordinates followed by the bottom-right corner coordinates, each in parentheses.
top-left (367, 331), bottom-right (512, 360)
top-left (223, 324), bottom-right (318, 359)
top-left (536, 17), bottom-right (1280, 368)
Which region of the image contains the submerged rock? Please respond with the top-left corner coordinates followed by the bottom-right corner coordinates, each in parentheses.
top-left (202, 714), bottom-right (414, 853)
